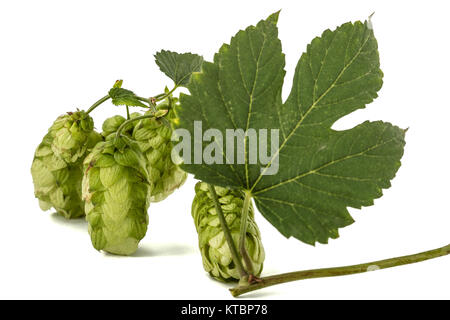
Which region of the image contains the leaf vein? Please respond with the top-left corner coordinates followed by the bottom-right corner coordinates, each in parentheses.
top-left (252, 28), bottom-right (373, 190)
top-left (253, 136), bottom-right (397, 194)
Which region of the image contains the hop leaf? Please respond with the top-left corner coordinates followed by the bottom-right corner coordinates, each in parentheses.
top-left (192, 182), bottom-right (264, 281)
top-left (154, 50), bottom-right (204, 87)
top-left (108, 87), bottom-right (148, 108)
top-left (175, 13), bottom-right (406, 245)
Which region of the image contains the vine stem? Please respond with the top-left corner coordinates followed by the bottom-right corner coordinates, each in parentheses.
top-left (155, 85), bottom-right (178, 102)
top-left (207, 184), bottom-right (248, 279)
top-left (136, 96), bottom-right (150, 102)
top-left (86, 95), bottom-right (110, 114)
top-left (136, 96), bottom-right (157, 113)
top-left (229, 243), bottom-right (450, 297)
top-left (239, 190), bottom-right (254, 275)
top-left (136, 85), bottom-right (178, 111)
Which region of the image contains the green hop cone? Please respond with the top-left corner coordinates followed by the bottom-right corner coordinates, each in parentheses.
top-left (192, 182), bottom-right (265, 282)
top-left (133, 104), bottom-right (187, 202)
top-left (101, 113), bottom-right (142, 138)
top-left (31, 133), bottom-right (84, 219)
top-left (31, 115), bottom-right (102, 219)
top-left (50, 110), bottom-right (100, 163)
top-left (82, 134), bottom-right (151, 255)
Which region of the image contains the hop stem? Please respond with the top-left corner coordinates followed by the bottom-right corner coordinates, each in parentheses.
top-left (239, 190), bottom-right (254, 275)
top-left (230, 243), bottom-right (450, 297)
top-left (207, 184), bottom-right (248, 279)
top-left (86, 95), bottom-right (110, 114)
top-left (155, 85), bottom-right (178, 102)
top-left (136, 96), bottom-right (156, 112)
top-left (136, 85), bottom-right (178, 112)
top-left (115, 114), bottom-right (156, 139)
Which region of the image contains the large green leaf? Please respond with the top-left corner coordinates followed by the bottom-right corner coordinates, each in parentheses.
top-left (175, 13), bottom-right (405, 245)
top-left (154, 50), bottom-right (204, 87)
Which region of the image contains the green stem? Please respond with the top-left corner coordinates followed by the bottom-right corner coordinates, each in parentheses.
top-left (136, 85), bottom-right (177, 111)
top-left (115, 114), bottom-right (155, 138)
top-left (239, 190), bottom-right (254, 275)
top-left (207, 184), bottom-right (248, 279)
top-left (126, 106), bottom-right (130, 120)
top-left (86, 95), bottom-right (110, 114)
top-left (230, 243), bottom-right (450, 297)
top-left (136, 96), bottom-right (157, 112)
top-left (136, 96), bottom-right (151, 104)
top-left (155, 85), bottom-right (178, 102)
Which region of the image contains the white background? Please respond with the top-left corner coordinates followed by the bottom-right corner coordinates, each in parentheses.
top-left (0, 0), bottom-right (449, 299)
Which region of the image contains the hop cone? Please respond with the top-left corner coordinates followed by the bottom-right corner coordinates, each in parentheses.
top-left (101, 113), bottom-right (142, 138)
top-left (31, 114), bottom-right (102, 219)
top-left (50, 110), bottom-right (99, 163)
top-left (82, 134), bottom-right (151, 256)
top-left (133, 106), bottom-right (187, 202)
top-left (192, 182), bottom-right (265, 282)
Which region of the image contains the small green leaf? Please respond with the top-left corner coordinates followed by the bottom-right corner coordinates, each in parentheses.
top-left (175, 14), bottom-right (406, 245)
top-left (108, 87), bottom-right (147, 108)
top-left (154, 50), bottom-right (204, 87)
top-left (113, 79), bottom-right (123, 88)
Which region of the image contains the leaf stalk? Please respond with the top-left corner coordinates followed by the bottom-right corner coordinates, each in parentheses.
top-left (86, 95), bottom-right (110, 114)
top-left (157, 86), bottom-right (178, 101)
top-left (207, 183), bottom-right (248, 279)
top-left (239, 190), bottom-right (254, 275)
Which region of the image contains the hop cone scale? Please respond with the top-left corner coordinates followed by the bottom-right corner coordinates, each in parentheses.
top-left (31, 111), bottom-right (101, 219)
top-left (101, 113), bottom-right (142, 138)
top-left (192, 182), bottom-right (265, 282)
top-left (133, 107), bottom-right (187, 202)
top-left (50, 110), bottom-right (100, 163)
top-left (82, 135), bottom-right (151, 255)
